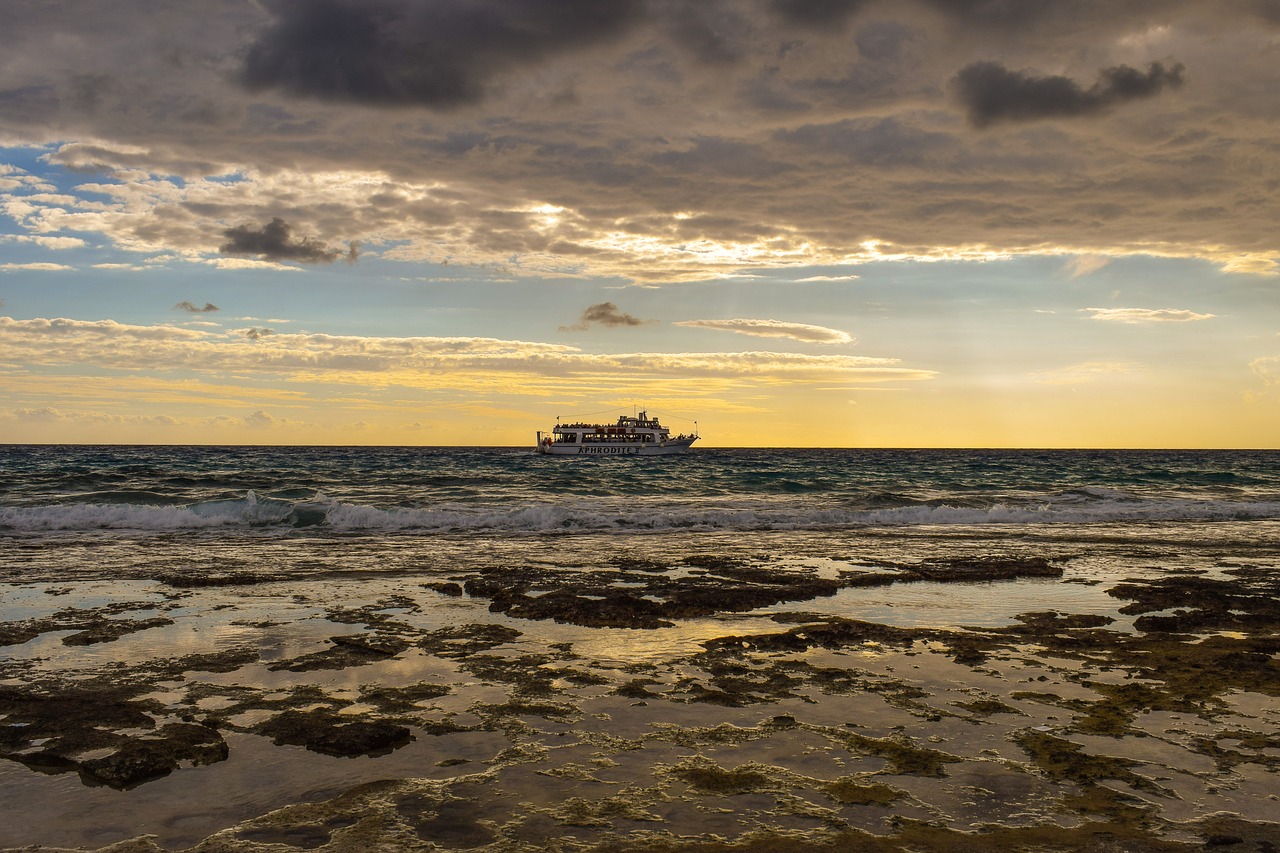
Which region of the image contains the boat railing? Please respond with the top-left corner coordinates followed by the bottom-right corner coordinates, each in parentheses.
top-left (557, 419), bottom-right (664, 430)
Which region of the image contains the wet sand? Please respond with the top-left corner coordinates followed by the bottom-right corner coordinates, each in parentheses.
top-left (2, 529), bottom-right (1279, 851)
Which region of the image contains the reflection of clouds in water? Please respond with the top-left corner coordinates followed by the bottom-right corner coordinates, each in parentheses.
top-left (0, 579), bottom-right (167, 620)
top-left (0, 728), bottom-right (511, 850)
top-left (765, 575), bottom-right (1119, 630)
top-left (550, 615), bottom-right (774, 665)
top-left (4, 519), bottom-right (1278, 853)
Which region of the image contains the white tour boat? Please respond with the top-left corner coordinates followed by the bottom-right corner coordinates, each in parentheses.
top-left (536, 411), bottom-right (698, 456)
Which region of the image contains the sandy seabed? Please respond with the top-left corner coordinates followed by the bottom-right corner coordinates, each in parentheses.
top-left (2, 527), bottom-right (1279, 852)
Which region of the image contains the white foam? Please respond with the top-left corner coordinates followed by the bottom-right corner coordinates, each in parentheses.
top-left (3, 493), bottom-right (1278, 534)
top-left (0, 492), bottom-right (294, 531)
top-left (318, 496), bottom-right (1280, 532)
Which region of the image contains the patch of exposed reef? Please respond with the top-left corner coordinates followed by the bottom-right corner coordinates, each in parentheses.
top-left (4, 549), bottom-right (1279, 853)
top-left (461, 555), bottom-right (1063, 629)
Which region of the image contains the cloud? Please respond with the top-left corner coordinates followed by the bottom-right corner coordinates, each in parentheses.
top-left (1250, 356), bottom-right (1280, 387)
top-left (774, 117), bottom-right (955, 168)
top-left (0, 262), bottom-right (74, 271)
top-left (240, 0), bottom-right (647, 107)
top-left (10, 406), bottom-right (61, 423)
top-left (1030, 361), bottom-right (1144, 385)
top-left (201, 410), bottom-right (305, 430)
top-left (1062, 255), bottom-right (1113, 278)
top-left (560, 302), bottom-right (652, 331)
top-left (1083, 307), bottom-right (1215, 324)
top-left (206, 258), bottom-right (304, 271)
top-left (953, 60), bottom-right (1185, 127)
top-left (675, 318), bottom-right (854, 344)
top-left (5, 406), bottom-right (180, 427)
top-left (768, 0), bottom-right (868, 29)
top-left (244, 410), bottom-right (277, 429)
top-left (174, 301), bottom-right (219, 313)
top-left (220, 218), bottom-right (358, 264)
top-left (792, 274), bottom-right (860, 282)
top-left (1, 235), bottom-right (86, 249)
top-left (0, 316), bottom-right (205, 342)
top-left (0, 315), bottom-right (927, 386)
top-left (0, 2), bottom-right (1274, 283)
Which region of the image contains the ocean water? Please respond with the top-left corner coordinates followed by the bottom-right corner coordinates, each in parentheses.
top-left (3, 445), bottom-right (1279, 536)
top-left (4, 444), bottom-right (1278, 610)
top-left (4, 445), bottom-right (1280, 850)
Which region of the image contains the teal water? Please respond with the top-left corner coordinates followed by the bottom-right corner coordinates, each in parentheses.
top-left (1, 446), bottom-right (1277, 535)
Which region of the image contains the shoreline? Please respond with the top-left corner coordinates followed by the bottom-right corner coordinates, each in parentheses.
top-left (3, 532), bottom-right (1279, 851)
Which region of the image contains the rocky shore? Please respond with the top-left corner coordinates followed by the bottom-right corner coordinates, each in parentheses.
top-left (3, 545), bottom-right (1279, 851)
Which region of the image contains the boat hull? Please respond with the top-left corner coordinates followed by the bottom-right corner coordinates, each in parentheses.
top-left (537, 439), bottom-right (696, 456)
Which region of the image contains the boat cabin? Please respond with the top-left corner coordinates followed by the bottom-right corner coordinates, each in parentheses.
top-left (552, 411), bottom-right (671, 444)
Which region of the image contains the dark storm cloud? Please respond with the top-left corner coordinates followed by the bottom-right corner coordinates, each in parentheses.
top-left (954, 60), bottom-right (1186, 127)
top-left (658, 0), bottom-right (755, 64)
top-left (559, 302), bottom-right (651, 332)
top-left (924, 0), bottom-right (1064, 30)
top-left (854, 22), bottom-right (914, 62)
top-left (652, 137), bottom-right (793, 178)
top-left (1, 0), bottom-right (1277, 279)
top-left (220, 218), bottom-right (358, 264)
top-left (768, 0), bottom-right (869, 29)
top-left (240, 0), bottom-right (648, 107)
top-left (774, 118), bottom-right (953, 167)
top-left (1254, 0), bottom-right (1280, 25)
top-left (174, 301), bottom-right (219, 313)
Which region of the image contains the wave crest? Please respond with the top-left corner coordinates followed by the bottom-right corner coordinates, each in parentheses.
top-left (0, 491), bottom-right (295, 531)
top-left (3, 490), bottom-right (1279, 534)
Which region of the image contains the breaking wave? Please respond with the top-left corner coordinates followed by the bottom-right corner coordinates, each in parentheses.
top-left (4, 490), bottom-right (1280, 535)
top-left (0, 490), bottom-right (295, 532)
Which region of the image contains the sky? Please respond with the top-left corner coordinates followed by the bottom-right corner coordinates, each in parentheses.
top-left (1, 0), bottom-right (1278, 448)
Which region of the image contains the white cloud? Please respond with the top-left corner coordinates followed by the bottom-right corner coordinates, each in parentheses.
top-left (0, 315), bottom-right (927, 386)
top-left (1221, 256), bottom-right (1280, 276)
top-left (1250, 356), bottom-right (1280, 386)
top-left (675, 318), bottom-right (855, 344)
top-left (0, 316), bottom-right (206, 341)
top-left (1083, 307), bottom-right (1215, 323)
top-left (1062, 255), bottom-right (1112, 278)
top-left (1, 235), bottom-right (87, 250)
top-left (0, 262), bottom-right (74, 271)
top-left (205, 257), bottom-right (302, 272)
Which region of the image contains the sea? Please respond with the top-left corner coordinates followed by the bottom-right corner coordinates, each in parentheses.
top-left (3, 445), bottom-right (1280, 850)
top-left (4, 444), bottom-right (1280, 637)
top-left (4, 444), bottom-right (1280, 535)
top-left (3, 445), bottom-right (1279, 586)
